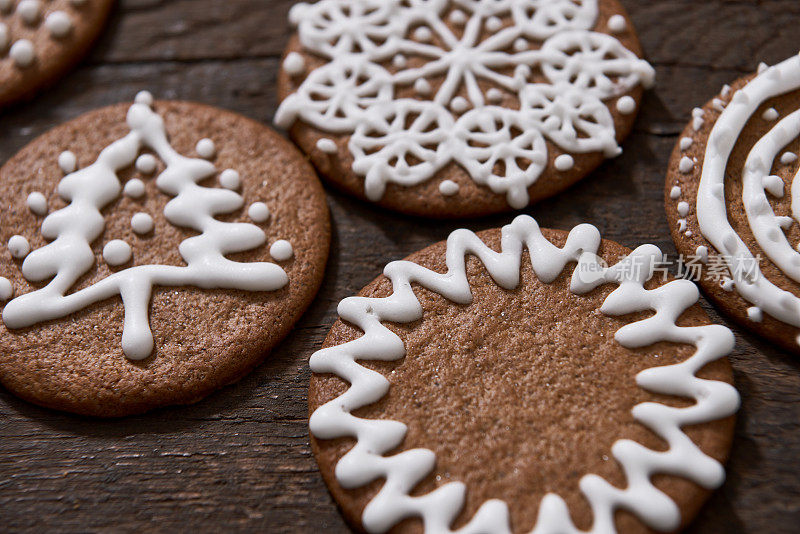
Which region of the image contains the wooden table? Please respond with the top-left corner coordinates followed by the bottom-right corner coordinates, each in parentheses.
top-left (1, 1), bottom-right (798, 532)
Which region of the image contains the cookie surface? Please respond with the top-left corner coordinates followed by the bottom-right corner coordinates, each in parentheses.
top-left (665, 54), bottom-right (800, 355)
top-left (276, 0), bottom-right (654, 218)
top-left (309, 216), bottom-right (738, 533)
top-left (1, 0), bottom-right (113, 108)
top-left (0, 93), bottom-right (330, 417)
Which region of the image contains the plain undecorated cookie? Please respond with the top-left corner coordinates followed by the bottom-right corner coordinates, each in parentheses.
top-left (0, 95), bottom-right (330, 417)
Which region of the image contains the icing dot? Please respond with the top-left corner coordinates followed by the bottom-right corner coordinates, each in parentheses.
top-left (685, 230), bottom-right (693, 237)
top-left (762, 107), bottom-right (779, 121)
top-left (448, 9), bottom-right (466, 25)
top-left (677, 201), bottom-right (689, 217)
top-left (219, 169), bottom-right (241, 190)
top-left (45, 11), bottom-right (72, 38)
top-left (135, 154), bottom-right (157, 174)
top-left (712, 98), bottom-right (726, 112)
top-left (124, 178), bottom-right (146, 198)
top-left (270, 240), bottom-right (293, 261)
top-left (248, 202), bottom-right (270, 223)
top-left (414, 78), bottom-right (431, 95)
top-left (757, 62), bottom-right (769, 74)
top-left (679, 137), bottom-right (693, 151)
top-left (196, 138), bottom-right (216, 159)
top-left (554, 154), bottom-right (574, 171)
top-left (513, 38), bottom-right (527, 52)
top-left (0, 23), bottom-right (8, 51)
top-left (10, 39), bottom-right (35, 67)
top-left (439, 180), bottom-right (459, 196)
top-left (670, 186), bottom-right (681, 200)
top-left (392, 54), bottom-right (407, 68)
top-left (316, 138), bottom-right (338, 154)
top-left (721, 278), bottom-right (734, 291)
top-left (0, 277), bottom-right (12, 301)
top-left (696, 246), bottom-right (709, 263)
top-left (17, 0), bottom-right (41, 25)
top-left (692, 117), bottom-right (704, 131)
top-left (615, 96), bottom-right (636, 114)
top-left (58, 151), bottom-right (77, 174)
top-left (413, 26), bottom-right (432, 42)
top-left (131, 213), bottom-right (154, 234)
top-left (747, 307), bottom-right (763, 322)
top-left (450, 96), bottom-right (469, 113)
top-left (283, 52), bottom-right (306, 76)
top-left (679, 156), bottom-right (694, 174)
top-left (486, 16), bottom-right (502, 32)
top-left (27, 192), bottom-right (47, 216)
top-left (678, 219), bottom-right (687, 232)
top-left (135, 91), bottom-right (154, 106)
top-left (607, 14), bottom-right (626, 33)
top-left (8, 235), bottom-right (30, 259)
top-left (487, 88), bottom-right (503, 103)
top-left (103, 240), bottom-right (132, 266)
top-left (781, 152), bottom-right (798, 165)
top-left (721, 84), bottom-right (731, 98)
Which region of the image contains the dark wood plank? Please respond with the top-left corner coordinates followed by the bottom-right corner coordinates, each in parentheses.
top-left (1, 0), bottom-right (799, 532)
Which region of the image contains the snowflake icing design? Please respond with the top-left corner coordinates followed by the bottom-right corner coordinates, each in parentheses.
top-left (276, 0), bottom-right (654, 209)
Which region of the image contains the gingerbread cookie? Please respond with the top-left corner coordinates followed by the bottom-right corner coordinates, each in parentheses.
top-left (0, 0), bottom-right (113, 108)
top-left (309, 215), bottom-right (739, 533)
top-left (276, 0), bottom-right (655, 218)
top-left (0, 92), bottom-right (330, 417)
top-left (665, 54), bottom-right (800, 354)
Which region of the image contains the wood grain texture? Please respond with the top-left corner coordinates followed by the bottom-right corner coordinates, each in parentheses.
top-left (0, 0), bottom-right (798, 532)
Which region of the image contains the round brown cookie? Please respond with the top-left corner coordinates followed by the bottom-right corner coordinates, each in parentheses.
top-left (275, 0), bottom-right (655, 218)
top-left (665, 55), bottom-right (800, 355)
top-left (308, 218), bottom-right (738, 533)
top-left (0, 93), bottom-right (330, 417)
top-left (1, 0), bottom-right (114, 109)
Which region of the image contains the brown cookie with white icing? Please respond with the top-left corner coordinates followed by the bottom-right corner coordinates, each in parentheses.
top-left (665, 55), bottom-right (800, 355)
top-left (308, 218), bottom-right (738, 533)
top-left (1, 0), bottom-right (113, 109)
top-left (0, 92), bottom-right (330, 417)
top-left (276, 0), bottom-right (654, 218)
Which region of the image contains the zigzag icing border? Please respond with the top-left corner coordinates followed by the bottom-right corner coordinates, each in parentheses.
top-left (310, 215), bottom-right (739, 533)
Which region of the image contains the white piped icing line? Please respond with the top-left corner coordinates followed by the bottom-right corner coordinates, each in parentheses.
top-left (696, 55), bottom-right (800, 338)
top-left (276, 0), bottom-right (654, 209)
top-left (1, 92), bottom-right (289, 360)
top-left (310, 215), bottom-right (739, 534)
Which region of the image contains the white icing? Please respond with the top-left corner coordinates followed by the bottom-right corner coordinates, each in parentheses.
top-left (762, 107), bottom-right (779, 121)
top-left (26, 192), bottom-right (48, 216)
top-left (103, 240), bottom-right (132, 266)
top-left (712, 98), bottom-right (726, 112)
top-left (284, 51), bottom-right (306, 76)
top-left (513, 37), bottom-right (527, 52)
top-left (747, 306), bottom-right (763, 322)
top-left (219, 169), bottom-right (241, 190)
top-left (696, 245), bottom-right (709, 263)
top-left (554, 154), bottom-right (574, 171)
top-left (616, 95), bottom-right (635, 114)
top-left (669, 186), bottom-right (681, 200)
top-left (196, 138), bottom-right (216, 159)
top-left (392, 54), bottom-right (406, 68)
top-left (677, 201), bottom-right (689, 217)
top-left (679, 156), bottom-right (694, 174)
top-left (135, 154), bottom-right (157, 174)
top-left (131, 213), bottom-right (154, 234)
top-left (697, 54), bottom-right (800, 334)
top-left (438, 179), bottom-right (459, 196)
top-left (692, 107), bottom-right (705, 131)
top-left (721, 84), bottom-right (731, 98)
top-left (757, 62), bottom-right (769, 74)
top-left (276, 0), bottom-right (655, 209)
top-left (123, 178), bottom-right (146, 198)
top-left (448, 9), bottom-right (466, 26)
top-left (679, 137), bottom-right (693, 151)
top-left (8, 236), bottom-right (30, 259)
top-left (0, 277), bottom-right (12, 301)
top-left (316, 138), bottom-right (338, 154)
top-left (607, 14), bottom-right (626, 33)
top-left (135, 91), bottom-right (153, 106)
top-left (58, 151), bottom-right (77, 174)
top-left (10, 39), bottom-right (35, 67)
top-left (45, 10), bottom-right (72, 38)
top-left (2, 94), bottom-right (289, 360)
top-left (270, 240), bottom-right (293, 261)
top-left (310, 215), bottom-right (739, 534)
top-left (248, 202), bottom-right (270, 223)
top-left (17, 0), bottom-right (41, 25)
top-left (781, 151), bottom-right (797, 164)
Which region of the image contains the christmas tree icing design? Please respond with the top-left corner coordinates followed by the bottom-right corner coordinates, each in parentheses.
top-left (2, 92), bottom-right (289, 360)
